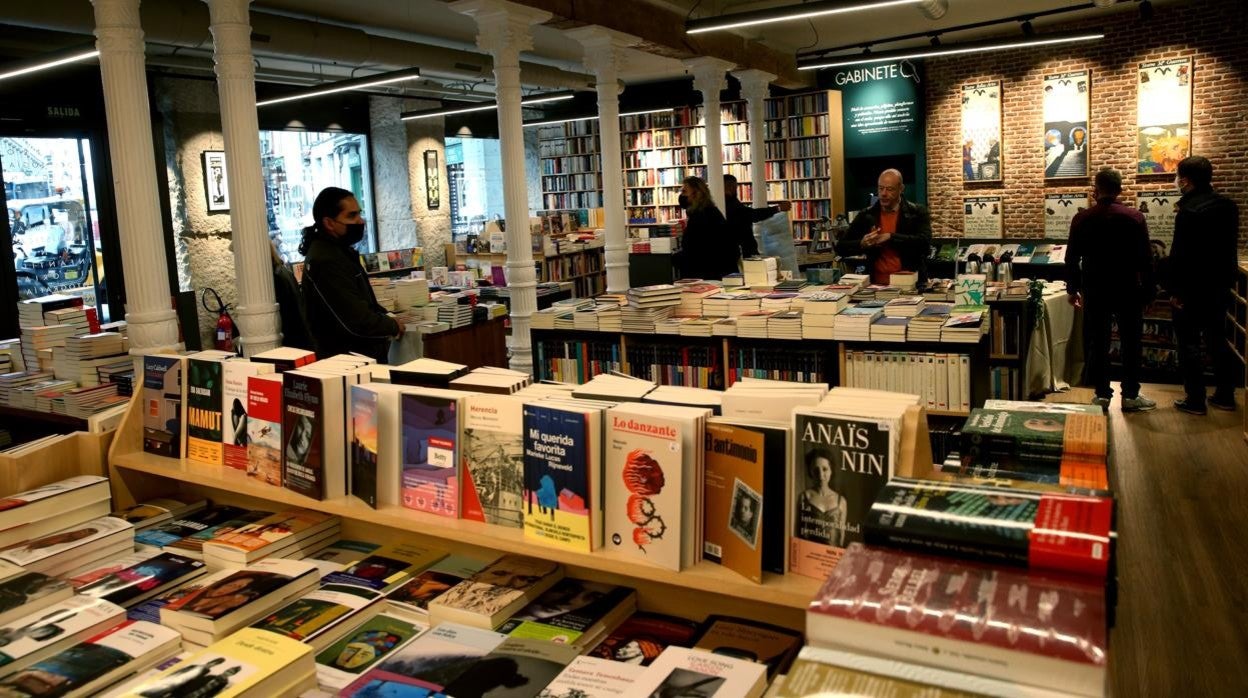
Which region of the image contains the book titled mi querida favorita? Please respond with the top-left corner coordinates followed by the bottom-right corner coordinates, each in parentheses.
top-left (522, 405), bottom-right (594, 552)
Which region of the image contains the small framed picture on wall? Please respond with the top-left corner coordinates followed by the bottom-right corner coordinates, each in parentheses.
top-left (202, 150), bottom-right (229, 213)
top-left (961, 81), bottom-right (1003, 183)
top-left (424, 149), bottom-right (440, 210)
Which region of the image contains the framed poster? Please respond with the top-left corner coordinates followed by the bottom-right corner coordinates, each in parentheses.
top-left (1043, 70), bottom-right (1090, 179)
top-left (1044, 193), bottom-right (1091, 238)
top-left (424, 149), bottom-right (441, 210)
top-left (202, 150), bottom-right (229, 213)
top-left (1137, 190), bottom-right (1182, 252)
top-left (1137, 57), bottom-right (1192, 174)
top-left (961, 81), bottom-right (1002, 182)
top-left (963, 196), bottom-right (1003, 238)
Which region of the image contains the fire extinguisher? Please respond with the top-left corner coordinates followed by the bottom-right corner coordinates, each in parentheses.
top-left (201, 287), bottom-right (239, 353)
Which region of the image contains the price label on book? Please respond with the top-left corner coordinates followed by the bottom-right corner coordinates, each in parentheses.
top-left (428, 437), bottom-right (454, 469)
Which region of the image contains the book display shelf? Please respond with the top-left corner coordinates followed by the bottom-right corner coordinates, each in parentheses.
top-left (532, 329), bottom-right (990, 416)
top-left (987, 297), bottom-right (1036, 401)
top-left (107, 397), bottom-right (821, 630)
top-left (447, 246), bottom-right (606, 298)
top-left (538, 120), bottom-right (603, 210)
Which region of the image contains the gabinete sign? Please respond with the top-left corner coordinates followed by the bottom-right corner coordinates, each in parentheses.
top-left (831, 61), bottom-right (921, 86)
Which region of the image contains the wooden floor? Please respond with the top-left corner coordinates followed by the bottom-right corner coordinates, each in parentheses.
top-left (1106, 383), bottom-right (1248, 696)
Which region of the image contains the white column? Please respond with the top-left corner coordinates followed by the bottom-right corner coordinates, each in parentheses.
top-left (732, 69), bottom-right (776, 209)
top-left (90, 0), bottom-right (181, 355)
top-left (686, 57), bottom-right (735, 209)
top-left (205, 0), bottom-right (280, 356)
top-left (451, 0), bottom-right (550, 376)
top-left (568, 28), bottom-right (637, 294)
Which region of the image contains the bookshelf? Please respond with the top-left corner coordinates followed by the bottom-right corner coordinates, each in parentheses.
top-left (987, 297), bottom-right (1036, 401)
top-left (446, 246), bottom-right (606, 299)
top-left (532, 330), bottom-right (990, 414)
top-left (106, 397), bottom-right (816, 629)
top-left (539, 121), bottom-right (603, 210)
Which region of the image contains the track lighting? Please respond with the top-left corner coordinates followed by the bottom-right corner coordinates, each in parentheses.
top-left (686, 0), bottom-right (921, 35)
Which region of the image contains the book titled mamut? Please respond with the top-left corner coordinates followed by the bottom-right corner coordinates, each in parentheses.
top-left (185, 351), bottom-right (234, 465)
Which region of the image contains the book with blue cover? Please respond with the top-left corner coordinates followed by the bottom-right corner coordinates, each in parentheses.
top-left (522, 404), bottom-right (596, 552)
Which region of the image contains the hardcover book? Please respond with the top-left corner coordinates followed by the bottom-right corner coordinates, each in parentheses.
top-left (246, 372), bottom-right (285, 486)
top-left (141, 354), bottom-right (186, 457)
top-left (702, 420), bottom-right (789, 583)
top-left (789, 410), bottom-right (898, 580)
top-left (315, 612), bottom-right (429, 691)
top-left (186, 351), bottom-right (233, 465)
top-left (806, 543), bottom-right (1108, 697)
top-left (442, 637), bottom-right (580, 698)
top-left (864, 478), bottom-right (1114, 578)
top-left (342, 622), bottom-right (505, 695)
top-left (497, 579), bottom-right (637, 648)
top-left (222, 360), bottom-right (273, 472)
top-left (400, 392), bottom-right (462, 517)
top-left (462, 394), bottom-right (526, 529)
top-left (522, 404), bottom-right (596, 552)
top-left (587, 612), bottom-right (700, 667)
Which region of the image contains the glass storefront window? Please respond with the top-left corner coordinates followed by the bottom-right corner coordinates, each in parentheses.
top-left (260, 130), bottom-right (376, 262)
top-left (446, 136), bottom-right (505, 241)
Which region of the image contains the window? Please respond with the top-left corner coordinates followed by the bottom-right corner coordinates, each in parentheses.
top-left (260, 130), bottom-right (376, 261)
top-left (445, 136), bottom-right (505, 241)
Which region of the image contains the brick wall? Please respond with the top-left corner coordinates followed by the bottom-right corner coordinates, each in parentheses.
top-left (924, 0), bottom-right (1248, 240)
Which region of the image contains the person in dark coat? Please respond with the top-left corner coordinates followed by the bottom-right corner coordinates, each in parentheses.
top-left (722, 174), bottom-right (792, 260)
top-left (1165, 156), bottom-right (1241, 415)
top-left (835, 169), bottom-right (932, 284)
top-left (674, 176), bottom-right (736, 280)
top-left (269, 239), bottom-right (313, 351)
top-left (1066, 167), bottom-right (1156, 412)
top-left (299, 187), bottom-right (401, 362)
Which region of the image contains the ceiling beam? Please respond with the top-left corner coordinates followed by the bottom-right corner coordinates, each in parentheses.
top-left (489, 0), bottom-right (811, 88)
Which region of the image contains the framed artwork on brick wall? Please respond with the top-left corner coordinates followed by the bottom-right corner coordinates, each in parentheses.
top-left (1137, 57), bottom-right (1192, 174)
top-left (1043, 70), bottom-right (1090, 179)
top-left (1044, 193), bottom-right (1091, 237)
top-left (1136, 190), bottom-right (1182, 251)
top-left (963, 196), bottom-right (1003, 238)
top-left (961, 81), bottom-right (1002, 182)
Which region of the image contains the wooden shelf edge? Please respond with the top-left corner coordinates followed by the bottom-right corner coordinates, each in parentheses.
top-left (109, 448), bottom-right (819, 611)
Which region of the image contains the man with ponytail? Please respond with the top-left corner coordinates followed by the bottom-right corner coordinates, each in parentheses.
top-left (300, 187), bottom-right (402, 362)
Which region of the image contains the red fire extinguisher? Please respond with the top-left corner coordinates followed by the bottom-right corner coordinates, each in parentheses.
top-left (201, 287), bottom-right (239, 353)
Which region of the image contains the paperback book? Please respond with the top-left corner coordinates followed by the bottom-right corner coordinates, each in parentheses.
top-left (246, 372), bottom-right (285, 486)
top-left (0, 620), bottom-right (181, 698)
top-left (497, 579), bottom-right (637, 648)
top-left (76, 552), bottom-right (207, 608)
top-left (342, 622), bottom-right (505, 695)
top-left (427, 555), bottom-right (563, 630)
top-left (587, 612), bottom-right (700, 667)
top-left (691, 616), bottom-right (802, 680)
top-left (462, 394), bottom-right (526, 529)
top-left (702, 420), bottom-right (789, 583)
top-left (603, 410), bottom-right (689, 571)
top-left (222, 360), bottom-right (273, 472)
top-left (0, 573), bottom-right (73, 628)
top-left (0, 516), bottom-right (134, 577)
top-left (0, 596), bottom-right (126, 678)
top-left (186, 351), bottom-right (232, 465)
top-left (401, 392), bottom-right (462, 518)
top-left (141, 354), bottom-right (186, 457)
top-left (386, 555), bottom-right (492, 617)
top-left (538, 656), bottom-right (647, 698)
top-left (315, 612), bottom-right (430, 691)
top-left (522, 404), bottom-right (596, 552)
top-left (134, 505), bottom-right (248, 549)
top-left (166, 509), bottom-right (273, 559)
top-left (441, 637), bottom-right (581, 698)
top-left (619, 646), bottom-right (768, 698)
top-left (251, 582), bottom-right (384, 646)
top-left (322, 542), bottom-right (447, 592)
top-left (282, 370), bottom-right (346, 500)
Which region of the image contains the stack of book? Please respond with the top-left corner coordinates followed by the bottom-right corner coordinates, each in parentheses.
top-left (742, 257), bottom-right (779, 287)
top-left (120, 628), bottom-right (317, 696)
top-left (627, 284), bottom-right (682, 309)
top-left (53, 382), bottom-right (128, 417)
top-left (796, 290), bottom-right (847, 314)
top-left (942, 310), bottom-right (986, 342)
top-left (621, 305), bottom-right (672, 333)
top-left (530, 307), bottom-right (560, 329)
top-left (436, 301), bottom-right (474, 329)
top-left (800, 296), bottom-right (840, 340)
top-left (654, 317), bottom-right (687, 335)
top-left (554, 310), bottom-right (578, 330)
top-left (883, 296), bottom-right (925, 317)
top-left (2, 621), bottom-right (182, 697)
top-left (701, 293), bottom-right (735, 318)
top-left (776, 278), bottom-right (808, 293)
top-left (201, 509), bottom-right (342, 568)
top-left (677, 283), bottom-right (721, 317)
top-left (113, 496), bottom-right (208, 531)
top-left (0, 515), bottom-right (134, 577)
top-left (727, 293), bottom-right (763, 317)
top-left (908, 304), bottom-right (952, 341)
top-left (394, 277), bottom-right (430, 308)
top-left (0, 370), bottom-right (54, 406)
top-left (870, 316), bottom-right (909, 342)
top-left (712, 317), bottom-right (738, 336)
top-left (0, 475), bottom-right (113, 548)
top-left (19, 324), bottom-right (77, 372)
top-left (959, 406), bottom-right (1108, 486)
top-left (833, 305), bottom-right (884, 341)
top-left (767, 310), bottom-right (804, 340)
top-left (447, 366), bottom-right (532, 395)
top-left (678, 317), bottom-right (716, 337)
top-left (53, 332), bottom-right (128, 386)
top-left (10, 376), bottom-right (76, 411)
top-left (760, 292), bottom-right (796, 313)
top-left (573, 373), bottom-right (656, 402)
top-left (736, 311), bottom-right (774, 338)
top-left (595, 303), bottom-right (623, 332)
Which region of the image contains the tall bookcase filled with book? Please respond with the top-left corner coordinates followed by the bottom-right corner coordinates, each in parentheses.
top-left (784, 91), bottom-right (845, 242)
top-left (621, 105), bottom-right (712, 227)
top-left (986, 298), bottom-right (1035, 401)
top-left (539, 120), bottom-right (603, 210)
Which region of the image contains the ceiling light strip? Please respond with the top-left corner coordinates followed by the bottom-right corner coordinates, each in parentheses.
top-left (257, 71), bottom-right (422, 107)
top-left (0, 50), bottom-right (100, 82)
top-left (687, 0), bottom-right (921, 35)
top-left (522, 107), bottom-right (680, 128)
top-left (400, 92), bottom-right (576, 121)
top-left (798, 31), bottom-right (1105, 70)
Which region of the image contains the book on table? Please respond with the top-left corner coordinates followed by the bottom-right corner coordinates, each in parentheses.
top-left (496, 578), bottom-right (637, 651)
top-left (618, 646), bottom-right (768, 698)
top-left (340, 621), bottom-right (506, 696)
top-left (314, 610), bottom-right (430, 691)
top-left (426, 554), bottom-right (564, 630)
top-left (0, 596), bottom-right (126, 679)
top-left (200, 509), bottom-right (340, 568)
top-left (441, 637), bottom-right (580, 698)
top-left (250, 582), bottom-right (387, 651)
top-left (0, 620), bottom-right (181, 698)
top-left (540, 655), bottom-right (647, 698)
top-left (0, 476), bottom-right (113, 549)
top-left (321, 541), bottom-right (447, 593)
top-left (110, 497), bottom-right (207, 532)
top-left (0, 516), bottom-right (134, 578)
top-left (691, 616), bottom-right (802, 680)
top-left (76, 551), bottom-right (208, 609)
top-left (587, 612), bottom-right (700, 667)
top-left (385, 555), bottom-right (492, 618)
top-left (133, 504), bottom-right (248, 550)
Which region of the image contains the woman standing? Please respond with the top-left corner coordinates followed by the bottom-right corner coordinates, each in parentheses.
top-left (674, 177), bottom-right (737, 280)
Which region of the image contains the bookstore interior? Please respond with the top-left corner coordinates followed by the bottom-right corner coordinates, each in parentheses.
top-left (0, 0), bottom-right (1245, 696)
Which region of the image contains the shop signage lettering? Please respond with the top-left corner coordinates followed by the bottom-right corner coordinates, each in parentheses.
top-left (833, 60), bottom-right (920, 86)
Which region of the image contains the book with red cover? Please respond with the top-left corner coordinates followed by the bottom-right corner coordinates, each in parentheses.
top-left (587, 612), bottom-right (699, 667)
top-left (863, 478), bottom-right (1114, 579)
top-left (806, 543), bottom-right (1107, 697)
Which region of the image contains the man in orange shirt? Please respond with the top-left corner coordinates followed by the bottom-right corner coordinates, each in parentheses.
top-left (836, 169), bottom-right (932, 284)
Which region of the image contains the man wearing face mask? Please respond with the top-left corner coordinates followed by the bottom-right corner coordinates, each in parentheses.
top-left (1165, 156), bottom-right (1240, 415)
top-left (836, 169), bottom-right (932, 284)
top-left (300, 186), bottom-right (402, 362)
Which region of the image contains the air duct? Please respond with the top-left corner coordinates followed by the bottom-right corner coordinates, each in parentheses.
top-left (0, 0), bottom-right (593, 90)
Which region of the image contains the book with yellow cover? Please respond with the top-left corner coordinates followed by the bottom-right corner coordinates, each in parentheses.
top-left (114, 628), bottom-right (315, 698)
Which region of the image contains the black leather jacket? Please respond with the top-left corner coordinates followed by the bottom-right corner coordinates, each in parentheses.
top-left (300, 231), bottom-right (399, 362)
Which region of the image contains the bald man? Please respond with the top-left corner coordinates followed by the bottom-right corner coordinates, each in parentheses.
top-left (836, 169), bottom-right (932, 284)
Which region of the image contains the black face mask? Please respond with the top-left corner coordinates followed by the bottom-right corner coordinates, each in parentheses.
top-left (340, 222), bottom-right (366, 247)
top-left (678, 194), bottom-right (690, 210)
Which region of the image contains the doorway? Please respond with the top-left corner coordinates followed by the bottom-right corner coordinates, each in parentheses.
top-left (1, 136), bottom-right (110, 324)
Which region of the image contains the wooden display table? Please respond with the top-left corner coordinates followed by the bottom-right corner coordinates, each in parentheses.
top-left (421, 316), bottom-right (508, 370)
